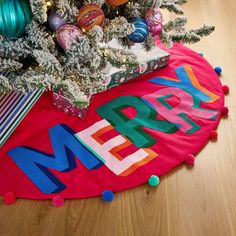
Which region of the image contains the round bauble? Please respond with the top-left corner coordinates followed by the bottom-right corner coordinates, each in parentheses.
top-left (56, 24), bottom-right (82, 50)
top-left (0, 0), bottom-right (31, 38)
top-left (145, 8), bottom-right (163, 36)
top-left (128, 18), bottom-right (149, 43)
top-left (48, 11), bottom-right (67, 32)
top-left (106, 0), bottom-right (129, 6)
top-left (77, 4), bottom-right (105, 33)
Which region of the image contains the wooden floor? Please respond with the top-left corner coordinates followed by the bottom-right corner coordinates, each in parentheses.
top-left (1, 1), bottom-right (236, 235)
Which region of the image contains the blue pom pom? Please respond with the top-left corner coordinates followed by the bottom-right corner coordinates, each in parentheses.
top-left (215, 67), bottom-right (222, 75)
top-left (102, 190), bottom-right (115, 202)
top-left (128, 18), bottom-right (149, 43)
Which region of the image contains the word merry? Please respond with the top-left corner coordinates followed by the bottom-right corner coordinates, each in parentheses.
top-left (8, 65), bottom-right (219, 194)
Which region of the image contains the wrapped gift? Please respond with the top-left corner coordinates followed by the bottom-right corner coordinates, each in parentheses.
top-left (0, 90), bottom-right (44, 147)
top-left (102, 44), bottom-right (169, 88)
top-left (53, 92), bottom-right (89, 119)
top-left (54, 45), bottom-right (169, 118)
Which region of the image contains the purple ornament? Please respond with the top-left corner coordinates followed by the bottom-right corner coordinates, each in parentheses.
top-left (56, 24), bottom-right (82, 50)
top-left (48, 11), bottom-right (66, 31)
top-left (145, 8), bottom-right (163, 36)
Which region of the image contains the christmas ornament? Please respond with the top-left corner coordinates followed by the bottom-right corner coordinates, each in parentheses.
top-left (48, 11), bottom-right (66, 32)
top-left (145, 8), bottom-right (163, 36)
top-left (77, 4), bottom-right (105, 33)
top-left (106, 0), bottom-right (128, 6)
top-left (0, 0), bottom-right (31, 38)
top-left (56, 24), bottom-right (82, 50)
top-left (128, 18), bottom-right (149, 43)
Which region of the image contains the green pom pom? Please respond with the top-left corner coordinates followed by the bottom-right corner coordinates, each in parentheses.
top-left (148, 175), bottom-right (160, 187)
top-left (199, 52), bottom-right (204, 57)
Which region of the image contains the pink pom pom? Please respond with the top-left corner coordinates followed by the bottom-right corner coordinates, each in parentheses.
top-left (210, 130), bottom-right (218, 140)
top-left (185, 154), bottom-right (195, 166)
top-left (52, 195), bottom-right (64, 207)
top-left (222, 85), bottom-right (229, 94)
top-left (221, 107), bottom-right (229, 117)
top-left (4, 192), bottom-right (16, 205)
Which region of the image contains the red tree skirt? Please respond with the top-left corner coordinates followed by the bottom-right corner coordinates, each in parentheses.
top-left (0, 44), bottom-right (225, 200)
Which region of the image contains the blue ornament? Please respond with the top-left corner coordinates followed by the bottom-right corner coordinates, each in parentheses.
top-left (102, 190), bottom-right (115, 202)
top-left (0, 0), bottom-right (31, 38)
top-left (128, 18), bottom-right (149, 43)
top-left (48, 11), bottom-right (67, 32)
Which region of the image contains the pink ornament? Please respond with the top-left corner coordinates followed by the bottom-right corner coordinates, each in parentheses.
top-left (56, 24), bottom-right (82, 50)
top-left (145, 8), bottom-right (163, 36)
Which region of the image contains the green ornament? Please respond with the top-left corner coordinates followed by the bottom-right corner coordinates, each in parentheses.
top-left (0, 0), bottom-right (32, 38)
top-left (148, 175), bottom-right (160, 187)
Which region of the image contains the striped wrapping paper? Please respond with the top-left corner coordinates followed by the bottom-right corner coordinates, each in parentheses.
top-left (0, 90), bottom-right (44, 147)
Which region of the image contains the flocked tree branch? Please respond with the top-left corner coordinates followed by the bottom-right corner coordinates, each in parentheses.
top-left (0, 0), bottom-right (215, 108)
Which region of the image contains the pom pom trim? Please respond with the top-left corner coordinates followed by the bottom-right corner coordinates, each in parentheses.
top-left (52, 195), bottom-right (65, 207)
top-left (4, 192), bottom-right (16, 205)
top-left (102, 190), bottom-right (115, 202)
top-left (210, 130), bottom-right (218, 140)
top-left (222, 85), bottom-right (229, 95)
top-left (215, 67), bottom-right (222, 75)
top-left (148, 175), bottom-right (160, 187)
top-left (185, 154), bottom-right (195, 166)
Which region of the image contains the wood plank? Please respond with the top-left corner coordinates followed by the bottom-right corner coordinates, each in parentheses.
top-left (0, 1), bottom-right (236, 235)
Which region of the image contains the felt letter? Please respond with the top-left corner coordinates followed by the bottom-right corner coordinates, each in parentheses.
top-left (96, 96), bottom-right (177, 148)
top-left (142, 87), bottom-right (218, 133)
top-left (149, 65), bottom-right (219, 103)
top-left (75, 119), bottom-right (158, 176)
top-left (8, 124), bottom-right (103, 194)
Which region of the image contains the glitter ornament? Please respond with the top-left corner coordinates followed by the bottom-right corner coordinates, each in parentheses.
top-left (77, 4), bottom-right (105, 33)
top-left (56, 24), bottom-right (82, 50)
top-left (106, 0), bottom-right (128, 6)
top-left (128, 18), bottom-right (149, 43)
top-left (145, 8), bottom-right (163, 36)
top-left (0, 0), bottom-right (31, 38)
top-left (48, 11), bottom-right (66, 32)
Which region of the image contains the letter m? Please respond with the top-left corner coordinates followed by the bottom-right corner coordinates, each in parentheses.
top-left (8, 125), bottom-right (103, 194)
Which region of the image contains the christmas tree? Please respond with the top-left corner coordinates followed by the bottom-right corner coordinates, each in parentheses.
top-left (0, 0), bottom-right (214, 108)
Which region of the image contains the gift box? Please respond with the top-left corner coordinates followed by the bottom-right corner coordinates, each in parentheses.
top-left (0, 89), bottom-right (44, 147)
top-left (53, 92), bottom-right (89, 119)
top-left (53, 45), bottom-right (169, 118)
top-left (102, 44), bottom-right (169, 88)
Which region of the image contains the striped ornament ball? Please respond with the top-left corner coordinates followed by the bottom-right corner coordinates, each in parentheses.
top-left (128, 18), bottom-right (149, 43)
top-left (106, 0), bottom-right (128, 6)
top-left (77, 4), bottom-right (105, 33)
